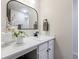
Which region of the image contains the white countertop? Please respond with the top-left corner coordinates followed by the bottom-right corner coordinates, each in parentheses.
top-left (2, 35), bottom-right (55, 59)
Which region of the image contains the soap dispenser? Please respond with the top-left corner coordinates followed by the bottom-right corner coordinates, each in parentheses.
top-left (43, 19), bottom-right (49, 31)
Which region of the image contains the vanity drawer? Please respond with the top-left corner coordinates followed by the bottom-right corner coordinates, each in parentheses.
top-left (39, 42), bottom-right (48, 51)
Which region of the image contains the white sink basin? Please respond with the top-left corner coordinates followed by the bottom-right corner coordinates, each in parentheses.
top-left (27, 35), bottom-right (54, 42)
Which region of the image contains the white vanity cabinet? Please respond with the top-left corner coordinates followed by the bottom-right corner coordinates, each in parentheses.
top-left (2, 36), bottom-right (55, 59)
top-left (38, 40), bottom-right (54, 59)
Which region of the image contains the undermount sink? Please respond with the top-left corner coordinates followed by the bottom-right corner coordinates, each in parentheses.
top-left (27, 35), bottom-right (54, 42)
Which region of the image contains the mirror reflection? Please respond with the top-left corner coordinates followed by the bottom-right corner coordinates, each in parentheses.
top-left (7, 1), bottom-right (38, 30)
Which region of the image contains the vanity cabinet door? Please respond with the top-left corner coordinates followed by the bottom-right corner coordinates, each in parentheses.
top-left (39, 50), bottom-right (48, 59)
top-left (48, 40), bottom-right (54, 59)
top-left (38, 42), bottom-right (48, 59)
top-left (38, 40), bottom-right (54, 59)
top-left (48, 50), bottom-right (54, 59)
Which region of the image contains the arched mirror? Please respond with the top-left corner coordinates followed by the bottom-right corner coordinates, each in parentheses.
top-left (7, 0), bottom-right (38, 30)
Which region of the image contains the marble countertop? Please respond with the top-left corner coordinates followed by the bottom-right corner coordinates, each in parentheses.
top-left (2, 35), bottom-right (55, 59)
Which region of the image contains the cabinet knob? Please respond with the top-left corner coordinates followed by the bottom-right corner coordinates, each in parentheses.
top-left (47, 48), bottom-right (51, 52)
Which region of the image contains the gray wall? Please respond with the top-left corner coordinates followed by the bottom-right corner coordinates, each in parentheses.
top-left (73, 0), bottom-right (78, 58)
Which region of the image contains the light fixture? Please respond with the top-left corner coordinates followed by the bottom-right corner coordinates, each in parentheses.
top-left (22, 9), bottom-right (28, 13)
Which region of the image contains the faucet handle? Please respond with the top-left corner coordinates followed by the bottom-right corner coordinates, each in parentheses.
top-left (34, 31), bottom-right (39, 37)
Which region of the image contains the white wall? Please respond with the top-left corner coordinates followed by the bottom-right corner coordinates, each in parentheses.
top-left (73, 0), bottom-right (78, 58)
top-left (40, 0), bottom-right (72, 59)
top-left (1, 0), bottom-right (9, 31)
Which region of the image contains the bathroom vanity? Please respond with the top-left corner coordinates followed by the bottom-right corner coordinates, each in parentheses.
top-left (2, 0), bottom-right (55, 59)
top-left (2, 36), bottom-right (55, 59)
